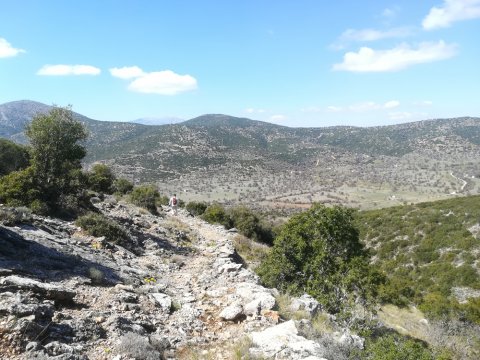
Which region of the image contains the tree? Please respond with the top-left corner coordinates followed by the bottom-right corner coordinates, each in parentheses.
top-left (25, 106), bottom-right (88, 204)
top-left (256, 203), bottom-right (384, 314)
top-left (0, 139), bottom-right (30, 177)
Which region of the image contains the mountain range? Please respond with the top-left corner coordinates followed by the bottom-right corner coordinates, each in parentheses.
top-left (1, 100), bottom-right (480, 210)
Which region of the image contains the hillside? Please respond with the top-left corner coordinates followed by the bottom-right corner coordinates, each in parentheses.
top-left (2, 100), bottom-right (480, 210)
top-left (0, 198), bottom-right (371, 360)
top-left (356, 195), bottom-right (480, 322)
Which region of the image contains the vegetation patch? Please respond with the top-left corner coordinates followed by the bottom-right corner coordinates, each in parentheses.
top-left (356, 195), bottom-right (480, 324)
top-left (257, 204), bottom-right (385, 316)
top-left (75, 212), bottom-right (129, 245)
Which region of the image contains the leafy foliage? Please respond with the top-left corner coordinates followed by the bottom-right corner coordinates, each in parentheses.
top-left (0, 166), bottom-right (37, 205)
top-left (129, 185), bottom-right (160, 214)
top-left (86, 163), bottom-right (116, 193)
top-left (228, 205), bottom-right (274, 245)
top-left (185, 201), bottom-right (208, 216)
top-left (0, 139), bottom-right (30, 176)
top-left (356, 195), bottom-right (480, 324)
top-left (257, 204), bottom-right (385, 314)
top-left (23, 106), bottom-right (88, 209)
top-left (113, 178), bottom-right (134, 195)
top-left (354, 334), bottom-right (436, 360)
top-left (75, 212), bottom-right (128, 244)
top-left (201, 203), bottom-right (233, 228)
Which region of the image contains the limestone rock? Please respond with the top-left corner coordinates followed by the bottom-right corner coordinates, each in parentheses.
top-left (219, 303), bottom-right (244, 321)
top-left (289, 294), bottom-right (320, 317)
top-left (149, 293), bottom-right (172, 312)
top-left (249, 320), bottom-right (327, 359)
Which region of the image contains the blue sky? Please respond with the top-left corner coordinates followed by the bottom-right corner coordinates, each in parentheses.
top-left (1, 0), bottom-right (479, 127)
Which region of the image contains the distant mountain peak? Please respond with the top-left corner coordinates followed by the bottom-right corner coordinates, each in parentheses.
top-left (182, 113), bottom-right (280, 128)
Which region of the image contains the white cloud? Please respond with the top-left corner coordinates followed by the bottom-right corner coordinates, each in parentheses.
top-left (110, 66), bottom-right (145, 79)
top-left (0, 38), bottom-right (25, 58)
top-left (423, 0), bottom-right (480, 30)
top-left (382, 7), bottom-right (397, 19)
top-left (37, 64), bottom-right (101, 76)
top-left (384, 100), bottom-right (400, 109)
top-left (331, 26), bottom-right (413, 50)
top-left (338, 27), bottom-right (413, 43)
top-left (332, 41), bottom-right (457, 72)
top-left (128, 70), bottom-right (197, 95)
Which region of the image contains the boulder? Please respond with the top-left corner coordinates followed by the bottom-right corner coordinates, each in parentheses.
top-left (289, 294), bottom-right (320, 317)
top-left (149, 293), bottom-right (172, 313)
top-left (249, 320), bottom-right (327, 359)
top-left (219, 303), bottom-right (244, 321)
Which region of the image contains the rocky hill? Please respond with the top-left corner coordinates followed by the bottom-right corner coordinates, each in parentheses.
top-left (2, 100), bottom-right (480, 210)
top-left (0, 198), bottom-right (367, 359)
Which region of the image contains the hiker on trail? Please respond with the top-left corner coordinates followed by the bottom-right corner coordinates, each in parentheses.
top-left (169, 194), bottom-right (178, 215)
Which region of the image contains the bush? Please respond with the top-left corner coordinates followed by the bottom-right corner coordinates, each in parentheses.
top-left (129, 185), bottom-right (160, 214)
top-left (87, 163), bottom-right (116, 193)
top-left (202, 203), bottom-right (232, 228)
top-left (186, 201), bottom-right (208, 216)
top-left (0, 206), bottom-right (32, 225)
top-left (0, 166), bottom-right (41, 208)
top-left (228, 205), bottom-right (274, 245)
top-left (157, 195), bottom-right (170, 207)
top-left (75, 212), bottom-right (129, 244)
top-left (0, 139), bottom-right (30, 177)
top-left (113, 178), bottom-right (134, 195)
top-left (256, 204), bottom-right (385, 314)
top-left (356, 334), bottom-right (435, 360)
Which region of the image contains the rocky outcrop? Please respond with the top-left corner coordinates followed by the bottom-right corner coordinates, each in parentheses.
top-left (0, 199), bottom-right (363, 359)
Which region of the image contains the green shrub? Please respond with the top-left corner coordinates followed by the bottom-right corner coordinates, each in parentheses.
top-left (87, 163), bottom-right (116, 193)
top-left (157, 195), bottom-right (170, 207)
top-left (129, 185), bottom-right (160, 214)
top-left (356, 195), bottom-right (480, 324)
top-left (0, 166), bottom-right (41, 208)
top-left (229, 205), bottom-right (259, 238)
top-left (0, 206), bottom-right (32, 225)
top-left (202, 203), bottom-right (233, 228)
top-left (0, 139), bottom-right (30, 177)
top-left (356, 334), bottom-right (435, 360)
top-left (257, 204), bottom-right (385, 314)
top-left (228, 205), bottom-right (274, 245)
top-left (113, 178), bottom-right (134, 195)
top-left (186, 201), bottom-right (208, 216)
top-left (75, 212), bottom-right (129, 244)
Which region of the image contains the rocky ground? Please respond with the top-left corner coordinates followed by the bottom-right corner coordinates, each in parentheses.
top-left (0, 198), bottom-right (362, 360)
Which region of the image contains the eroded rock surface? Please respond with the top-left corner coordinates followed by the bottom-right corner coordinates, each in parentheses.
top-left (0, 199), bottom-right (360, 359)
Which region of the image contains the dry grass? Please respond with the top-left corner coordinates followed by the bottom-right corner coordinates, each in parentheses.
top-left (233, 234), bottom-right (270, 269)
top-left (177, 336), bottom-right (257, 360)
top-left (378, 304), bottom-right (429, 341)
